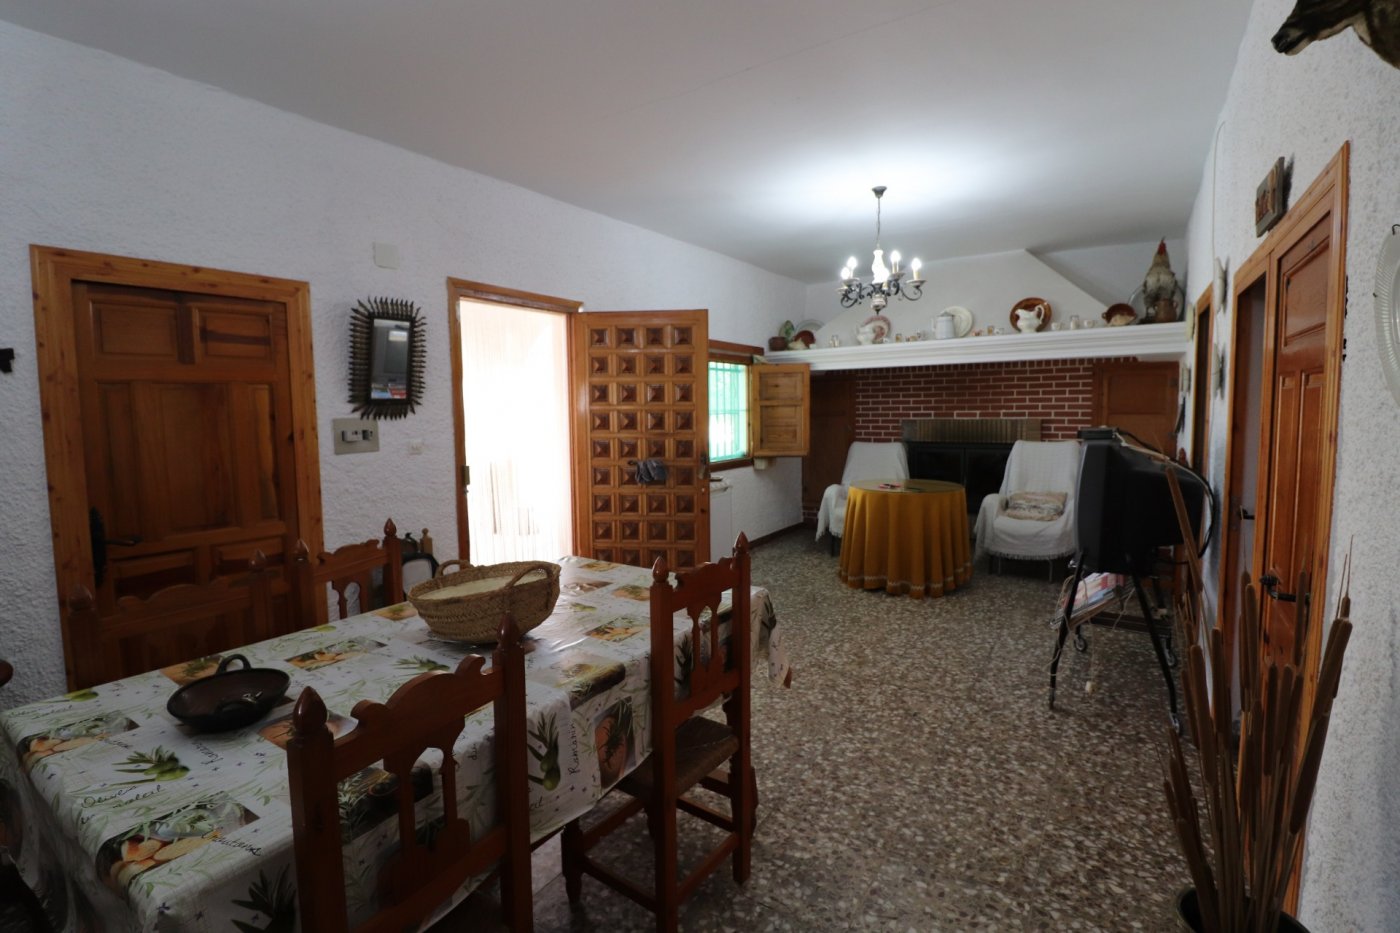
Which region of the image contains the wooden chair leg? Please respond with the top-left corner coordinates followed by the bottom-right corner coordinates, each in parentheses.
top-left (730, 754), bottom-right (752, 884)
top-left (655, 798), bottom-right (680, 933)
top-left (562, 819), bottom-right (584, 904)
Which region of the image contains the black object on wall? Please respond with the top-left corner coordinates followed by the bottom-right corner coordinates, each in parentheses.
top-left (0, 348), bottom-right (14, 373)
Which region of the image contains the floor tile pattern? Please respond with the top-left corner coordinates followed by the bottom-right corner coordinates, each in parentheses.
top-left (523, 532), bottom-right (1191, 931)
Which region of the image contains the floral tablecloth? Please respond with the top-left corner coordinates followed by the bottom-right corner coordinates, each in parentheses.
top-left (0, 556), bottom-right (788, 932)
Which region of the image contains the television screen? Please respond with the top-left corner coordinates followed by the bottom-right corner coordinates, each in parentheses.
top-left (1075, 430), bottom-right (1207, 575)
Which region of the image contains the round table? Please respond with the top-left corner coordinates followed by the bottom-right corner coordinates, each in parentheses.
top-left (838, 478), bottom-right (972, 598)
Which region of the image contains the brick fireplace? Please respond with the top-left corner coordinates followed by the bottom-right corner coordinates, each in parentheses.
top-left (852, 357), bottom-right (1132, 442)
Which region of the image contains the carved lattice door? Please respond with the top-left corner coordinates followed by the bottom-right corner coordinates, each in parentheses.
top-left (571, 311), bottom-right (709, 569)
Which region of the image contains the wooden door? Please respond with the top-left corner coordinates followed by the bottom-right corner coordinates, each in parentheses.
top-left (802, 375), bottom-right (856, 514)
top-left (33, 247), bottom-right (322, 689)
top-left (572, 311), bottom-right (709, 569)
top-left (74, 283), bottom-right (301, 613)
top-left (1254, 214), bottom-right (1334, 666)
top-left (1091, 361), bottom-right (1179, 454)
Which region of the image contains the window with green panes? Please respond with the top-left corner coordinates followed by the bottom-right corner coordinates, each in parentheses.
top-left (708, 360), bottom-right (749, 463)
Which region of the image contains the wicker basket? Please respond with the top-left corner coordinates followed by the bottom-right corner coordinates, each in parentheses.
top-left (408, 560), bottom-right (560, 643)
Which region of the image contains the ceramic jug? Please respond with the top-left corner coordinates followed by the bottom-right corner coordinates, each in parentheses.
top-left (1015, 305), bottom-right (1045, 333)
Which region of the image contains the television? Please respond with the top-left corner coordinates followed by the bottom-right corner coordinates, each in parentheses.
top-left (1075, 429), bottom-right (1208, 576)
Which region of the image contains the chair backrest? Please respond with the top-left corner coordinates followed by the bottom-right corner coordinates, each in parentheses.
top-left (66, 553), bottom-right (275, 689)
top-left (292, 519), bottom-right (404, 626)
top-left (840, 441), bottom-right (909, 486)
top-left (1000, 440), bottom-right (1083, 498)
top-left (0, 660), bottom-right (12, 689)
top-left (286, 616), bottom-right (531, 933)
top-left (649, 534), bottom-right (752, 735)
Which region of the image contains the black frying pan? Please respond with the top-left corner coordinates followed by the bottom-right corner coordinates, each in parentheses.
top-left (167, 655), bottom-right (290, 732)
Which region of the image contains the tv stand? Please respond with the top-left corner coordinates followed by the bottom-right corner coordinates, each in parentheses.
top-left (1048, 554), bottom-right (1180, 731)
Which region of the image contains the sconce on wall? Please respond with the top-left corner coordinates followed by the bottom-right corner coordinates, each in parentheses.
top-left (348, 297), bottom-right (426, 420)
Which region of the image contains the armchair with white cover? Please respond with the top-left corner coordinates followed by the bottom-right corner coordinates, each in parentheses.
top-left (815, 441), bottom-right (909, 554)
top-left (973, 439), bottom-right (1082, 577)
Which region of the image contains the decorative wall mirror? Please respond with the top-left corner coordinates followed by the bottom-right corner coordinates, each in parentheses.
top-left (349, 297), bottom-right (426, 419)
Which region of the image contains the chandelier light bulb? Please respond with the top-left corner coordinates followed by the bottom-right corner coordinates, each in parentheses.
top-left (911, 258), bottom-right (923, 280)
top-left (890, 250), bottom-right (901, 273)
top-left (847, 256), bottom-right (858, 271)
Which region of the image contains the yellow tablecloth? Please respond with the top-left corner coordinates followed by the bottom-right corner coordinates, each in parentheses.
top-left (839, 478), bottom-right (973, 598)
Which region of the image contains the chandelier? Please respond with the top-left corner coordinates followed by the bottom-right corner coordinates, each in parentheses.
top-left (838, 186), bottom-right (924, 311)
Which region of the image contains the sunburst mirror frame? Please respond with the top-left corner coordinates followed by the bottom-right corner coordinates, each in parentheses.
top-left (348, 296), bottom-right (426, 420)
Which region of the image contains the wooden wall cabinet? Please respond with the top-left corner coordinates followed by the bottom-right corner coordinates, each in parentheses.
top-left (749, 363), bottom-right (810, 457)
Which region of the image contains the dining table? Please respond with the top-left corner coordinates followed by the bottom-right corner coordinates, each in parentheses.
top-left (0, 555), bottom-right (789, 932)
top-left (838, 478), bottom-right (973, 598)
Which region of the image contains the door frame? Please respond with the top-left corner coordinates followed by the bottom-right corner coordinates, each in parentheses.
top-left (31, 246), bottom-right (323, 686)
top-left (1189, 286), bottom-right (1214, 472)
top-left (1217, 143), bottom-right (1348, 910)
top-left (1219, 143), bottom-right (1348, 650)
top-left (445, 278), bottom-right (581, 561)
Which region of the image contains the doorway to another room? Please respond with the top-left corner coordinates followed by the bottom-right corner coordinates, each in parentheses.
top-left (447, 280), bottom-right (579, 565)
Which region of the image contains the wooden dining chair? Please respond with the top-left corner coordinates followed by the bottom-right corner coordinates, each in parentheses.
top-left (66, 552), bottom-right (275, 689)
top-left (561, 534), bottom-right (753, 932)
top-left (286, 615), bottom-right (532, 933)
top-left (292, 519), bottom-right (404, 627)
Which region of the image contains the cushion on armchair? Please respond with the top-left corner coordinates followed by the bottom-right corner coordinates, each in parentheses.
top-left (1004, 491), bottom-right (1067, 522)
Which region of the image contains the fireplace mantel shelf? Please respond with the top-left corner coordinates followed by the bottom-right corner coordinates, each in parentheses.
top-left (763, 320), bottom-right (1189, 371)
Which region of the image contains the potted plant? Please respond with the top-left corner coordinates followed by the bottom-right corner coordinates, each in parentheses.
top-left (1162, 476), bottom-right (1353, 932)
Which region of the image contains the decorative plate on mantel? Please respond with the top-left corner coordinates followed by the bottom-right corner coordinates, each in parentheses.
top-left (1010, 297), bottom-right (1052, 332)
top-left (861, 314), bottom-right (892, 342)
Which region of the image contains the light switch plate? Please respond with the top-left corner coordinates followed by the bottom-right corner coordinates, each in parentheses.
top-left (372, 242), bottom-right (400, 269)
top-left (332, 417), bottom-right (380, 455)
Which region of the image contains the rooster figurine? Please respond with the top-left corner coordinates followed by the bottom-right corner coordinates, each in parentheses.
top-left (1142, 240), bottom-right (1180, 324)
top-left (1272, 0), bottom-right (1400, 69)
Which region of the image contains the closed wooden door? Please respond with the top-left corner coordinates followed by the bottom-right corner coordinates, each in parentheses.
top-left (1254, 215), bottom-right (1333, 666)
top-left (572, 311), bottom-right (709, 569)
top-left (802, 375), bottom-right (856, 514)
top-left (74, 283), bottom-right (300, 625)
top-left (1091, 361), bottom-right (1179, 454)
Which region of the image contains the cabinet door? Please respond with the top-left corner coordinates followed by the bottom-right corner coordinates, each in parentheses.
top-left (749, 363), bottom-right (810, 457)
top-left (1091, 361), bottom-right (1179, 455)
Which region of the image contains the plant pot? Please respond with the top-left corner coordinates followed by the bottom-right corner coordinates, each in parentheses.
top-left (1174, 888), bottom-right (1311, 933)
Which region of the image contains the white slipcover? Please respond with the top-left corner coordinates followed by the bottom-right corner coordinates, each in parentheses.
top-left (815, 441), bottom-right (910, 541)
top-left (974, 440), bottom-right (1082, 561)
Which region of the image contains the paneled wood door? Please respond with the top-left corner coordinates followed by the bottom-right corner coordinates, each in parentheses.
top-left (74, 283), bottom-right (302, 613)
top-left (1254, 212), bottom-right (1335, 667)
top-left (32, 247), bottom-right (322, 689)
top-left (572, 311), bottom-right (708, 569)
top-left (1091, 361), bottom-right (1179, 454)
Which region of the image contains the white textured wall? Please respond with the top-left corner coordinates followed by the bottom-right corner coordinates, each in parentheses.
top-left (0, 21), bottom-right (806, 706)
top-left (798, 248), bottom-right (1170, 341)
top-left (1183, 2), bottom-right (1400, 927)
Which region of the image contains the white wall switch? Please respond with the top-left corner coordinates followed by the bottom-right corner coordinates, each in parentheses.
top-left (372, 242), bottom-right (400, 269)
top-left (407, 439), bottom-right (425, 455)
top-left (332, 417), bottom-right (380, 454)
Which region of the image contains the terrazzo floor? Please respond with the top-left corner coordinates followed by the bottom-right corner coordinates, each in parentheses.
top-left (523, 530), bottom-right (1192, 931)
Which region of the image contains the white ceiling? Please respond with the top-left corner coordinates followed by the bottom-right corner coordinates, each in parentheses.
top-left (0, 0), bottom-right (1253, 283)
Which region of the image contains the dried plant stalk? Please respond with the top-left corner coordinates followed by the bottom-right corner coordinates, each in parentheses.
top-left (1161, 471), bottom-right (1353, 932)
